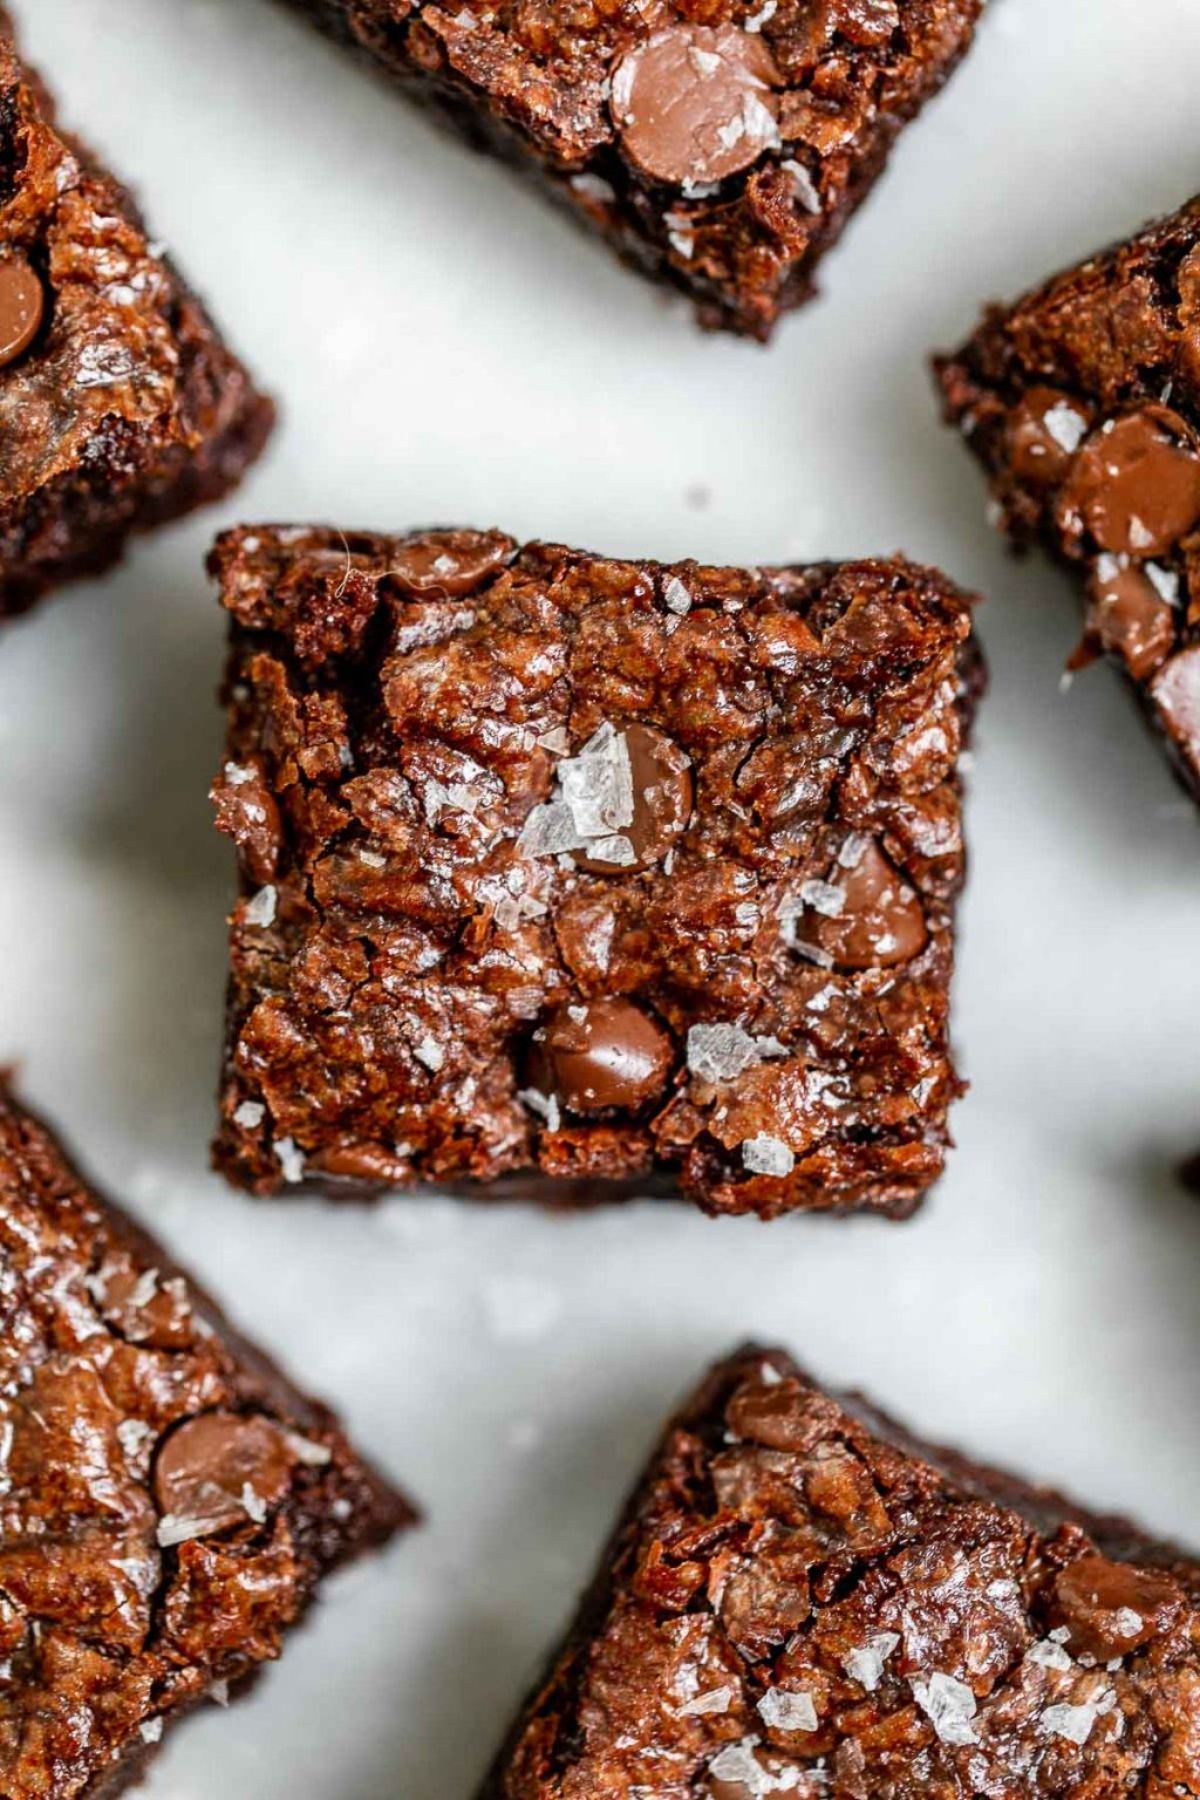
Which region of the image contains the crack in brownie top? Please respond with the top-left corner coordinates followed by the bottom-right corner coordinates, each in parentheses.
top-left (480, 1346), bottom-right (1200, 1798)
top-left (210, 528), bottom-right (979, 1219)
top-left (936, 194), bottom-right (1200, 798)
top-left (0, 1087), bottom-right (409, 1798)
top-left (287, 0), bottom-right (982, 335)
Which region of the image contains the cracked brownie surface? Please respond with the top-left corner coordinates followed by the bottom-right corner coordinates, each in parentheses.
top-left (210, 526), bottom-right (980, 1219)
top-left (0, 1084), bottom-right (412, 1799)
top-left (280, 0), bottom-right (983, 338)
top-left (480, 1345), bottom-right (1200, 1798)
top-left (936, 194), bottom-right (1200, 804)
top-left (0, 9), bottom-right (274, 619)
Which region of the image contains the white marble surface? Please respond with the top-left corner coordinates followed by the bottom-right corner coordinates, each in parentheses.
top-left (3, 1), bottom-right (1199, 1794)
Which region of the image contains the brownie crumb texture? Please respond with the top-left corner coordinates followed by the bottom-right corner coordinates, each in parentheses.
top-left (480, 1345), bottom-right (1200, 1798)
top-left (284, 0), bottom-right (983, 338)
top-left (937, 193), bottom-right (1200, 802)
top-left (210, 527), bottom-right (980, 1221)
top-left (0, 10), bottom-right (274, 620)
top-left (0, 1083), bottom-right (412, 1799)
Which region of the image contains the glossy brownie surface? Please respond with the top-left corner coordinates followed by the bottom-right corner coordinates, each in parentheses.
top-left (211, 527), bottom-right (979, 1219)
top-left (481, 1345), bottom-right (1200, 1798)
top-left (937, 195), bottom-right (1200, 801)
top-left (283, 0), bottom-right (982, 338)
top-left (0, 1085), bottom-right (411, 1799)
top-left (0, 10), bottom-right (273, 617)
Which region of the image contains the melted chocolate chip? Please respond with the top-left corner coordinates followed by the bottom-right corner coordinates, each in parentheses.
top-left (1060, 410), bottom-right (1200, 556)
top-left (1050, 1554), bottom-right (1180, 1661)
top-left (385, 530), bottom-right (513, 598)
top-left (154, 1412), bottom-right (294, 1535)
top-left (528, 998), bottom-right (674, 1115)
top-left (0, 252), bottom-right (43, 369)
top-left (811, 841), bottom-right (927, 970)
top-left (1151, 643), bottom-right (1200, 776)
top-left (610, 24), bottom-right (780, 187)
top-left (574, 724), bottom-right (693, 875)
top-left (1085, 560), bottom-right (1177, 681)
top-left (1004, 388), bottom-right (1090, 487)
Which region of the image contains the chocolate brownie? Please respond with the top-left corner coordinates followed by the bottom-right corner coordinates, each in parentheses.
top-left (0, 10), bottom-right (274, 620)
top-left (936, 196), bottom-right (1200, 803)
top-left (0, 1082), bottom-right (412, 1798)
top-left (209, 526), bottom-right (981, 1220)
top-left (480, 1344), bottom-right (1200, 1798)
top-left (279, 0), bottom-right (983, 339)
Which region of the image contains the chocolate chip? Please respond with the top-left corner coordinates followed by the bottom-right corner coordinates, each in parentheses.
top-left (1085, 560), bottom-right (1177, 681)
top-left (573, 724), bottom-right (693, 875)
top-left (528, 998), bottom-right (674, 1115)
top-left (385, 530), bottom-right (513, 598)
top-left (610, 24), bottom-right (780, 188)
top-left (1151, 643), bottom-right (1200, 778)
top-left (154, 1412), bottom-right (294, 1537)
top-left (0, 252), bottom-right (43, 369)
top-left (810, 841), bottom-right (927, 970)
top-left (1059, 410), bottom-right (1200, 557)
top-left (1049, 1554), bottom-right (1180, 1661)
top-left (1004, 388), bottom-right (1090, 487)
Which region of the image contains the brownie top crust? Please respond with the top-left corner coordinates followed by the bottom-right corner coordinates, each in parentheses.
top-left (289, 0), bottom-right (982, 336)
top-left (0, 10), bottom-right (273, 614)
top-left (211, 527), bottom-right (978, 1219)
top-left (936, 194), bottom-right (1200, 796)
top-left (0, 1085), bottom-right (410, 1798)
top-left (482, 1345), bottom-right (1200, 1798)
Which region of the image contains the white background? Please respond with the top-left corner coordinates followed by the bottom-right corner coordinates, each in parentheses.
top-left (3, 2), bottom-right (1199, 1794)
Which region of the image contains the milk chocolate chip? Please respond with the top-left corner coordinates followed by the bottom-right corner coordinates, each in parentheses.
top-left (528, 998), bottom-right (674, 1114)
top-left (1050, 1554), bottom-right (1180, 1661)
top-left (1060, 411), bottom-right (1200, 556)
top-left (1151, 643), bottom-right (1200, 777)
top-left (386, 530), bottom-right (514, 598)
top-left (1085, 559), bottom-right (1177, 680)
top-left (574, 724), bottom-right (693, 875)
top-left (1005, 388), bottom-right (1090, 487)
top-left (810, 841), bottom-right (927, 970)
top-left (610, 24), bottom-right (780, 187)
top-left (155, 1412), bottom-right (294, 1536)
top-left (0, 253), bottom-right (44, 369)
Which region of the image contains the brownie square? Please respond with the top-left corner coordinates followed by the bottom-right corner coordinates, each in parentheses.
top-left (280, 0), bottom-right (983, 340)
top-left (936, 196), bottom-right (1200, 804)
top-left (480, 1344), bottom-right (1200, 1798)
top-left (0, 10), bottom-right (274, 620)
top-left (210, 527), bottom-right (980, 1220)
top-left (0, 1082), bottom-right (412, 1797)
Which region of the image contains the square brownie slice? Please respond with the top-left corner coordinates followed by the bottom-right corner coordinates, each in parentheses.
top-left (0, 1081), bottom-right (412, 1797)
top-left (0, 10), bottom-right (274, 620)
top-left (936, 196), bottom-right (1200, 804)
top-left (480, 1344), bottom-right (1200, 1798)
top-left (280, 0), bottom-right (983, 340)
top-left (210, 527), bottom-right (980, 1220)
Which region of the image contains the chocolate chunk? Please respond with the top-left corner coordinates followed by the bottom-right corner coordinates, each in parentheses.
top-left (610, 24), bottom-right (780, 187)
top-left (384, 529), bottom-right (514, 598)
top-left (528, 998), bottom-right (674, 1115)
top-left (154, 1412), bottom-right (295, 1537)
top-left (1085, 560), bottom-right (1177, 681)
top-left (573, 724), bottom-right (693, 875)
top-left (1004, 388), bottom-right (1090, 487)
top-left (810, 841), bottom-right (928, 970)
top-left (0, 252), bottom-right (43, 368)
top-left (1050, 1553), bottom-right (1180, 1661)
top-left (1152, 643), bottom-right (1200, 777)
top-left (1059, 410), bottom-right (1200, 557)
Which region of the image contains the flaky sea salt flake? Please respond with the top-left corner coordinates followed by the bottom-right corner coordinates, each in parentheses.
top-left (742, 1135), bottom-right (794, 1177)
top-left (758, 1687), bottom-right (818, 1732)
top-left (842, 1631), bottom-right (900, 1693)
top-left (687, 1022), bottom-right (759, 1082)
top-left (911, 1672), bottom-right (978, 1746)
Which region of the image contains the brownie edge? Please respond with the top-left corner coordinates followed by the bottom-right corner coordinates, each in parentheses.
top-left (0, 1080), bottom-right (414, 1799)
top-left (479, 1345), bottom-right (1200, 1798)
